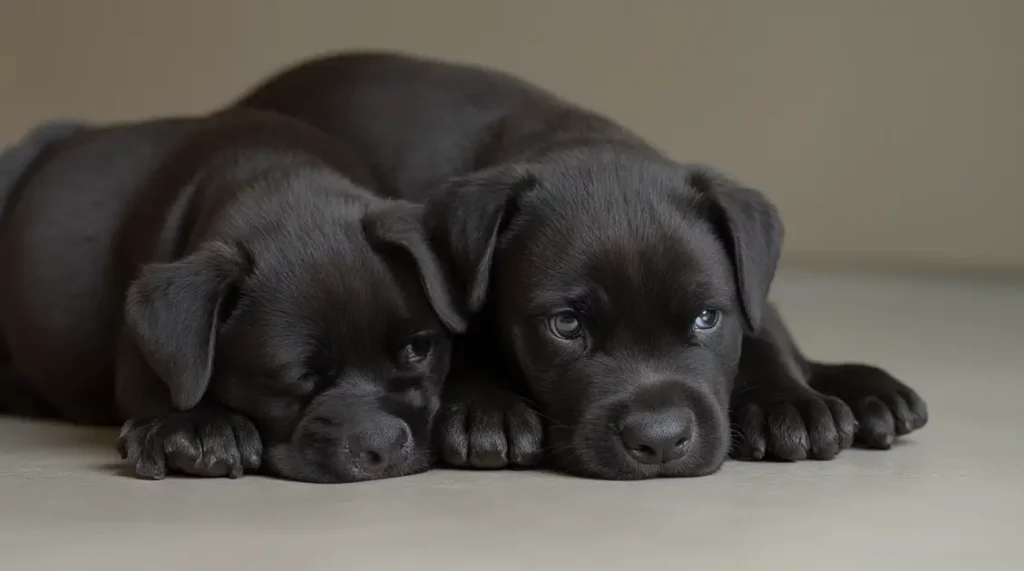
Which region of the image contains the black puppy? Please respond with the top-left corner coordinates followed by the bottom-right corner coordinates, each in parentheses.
top-left (237, 52), bottom-right (928, 479)
top-left (0, 109), bottom-right (466, 482)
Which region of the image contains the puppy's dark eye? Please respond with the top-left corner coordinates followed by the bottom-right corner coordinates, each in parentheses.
top-left (547, 311), bottom-right (584, 340)
top-left (693, 308), bottom-right (721, 331)
top-left (399, 332), bottom-right (433, 366)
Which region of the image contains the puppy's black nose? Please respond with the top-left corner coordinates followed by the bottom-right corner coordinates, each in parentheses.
top-left (347, 418), bottom-right (410, 475)
top-left (620, 409), bottom-right (693, 465)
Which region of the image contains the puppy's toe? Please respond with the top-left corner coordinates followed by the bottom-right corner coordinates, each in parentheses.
top-left (134, 451), bottom-right (168, 480)
top-left (196, 418), bottom-right (242, 478)
top-left (117, 419), bottom-right (168, 480)
top-left (504, 401), bottom-right (543, 468)
top-left (855, 396), bottom-right (896, 449)
top-left (731, 404), bottom-right (767, 460)
top-left (467, 406), bottom-right (509, 469)
top-left (135, 430), bottom-right (168, 480)
top-left (436, 403), bottom-right (471, 467)
top-left (827, 396), bottom-right (858, 451)
top-left (798, 397), bottom-right (842, 460)
top-left (229, 415), bottom-right (263, 471)
top-left (116, 420), bottom-right (140, 461)
top-left (163, 424), bottom-right (202, 473)
top-left (905, 389), bottom-right (929, 430)
top-left (885, 393), bottom-right (916, 436)
top-left (765, 404), bottom-right (809, 461)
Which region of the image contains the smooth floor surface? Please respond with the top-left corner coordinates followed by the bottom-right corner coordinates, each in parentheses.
top-left (2, 271), bottom-right (1021, 571)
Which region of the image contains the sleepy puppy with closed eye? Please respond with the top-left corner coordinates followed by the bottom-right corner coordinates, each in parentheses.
top-left (0, 109), bottom-right (466, 482)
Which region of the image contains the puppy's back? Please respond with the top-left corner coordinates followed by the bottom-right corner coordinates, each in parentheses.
top-left (132, 109), bottom-right (381, 253)
top-left (236, 52), bottom-right (641, 199)
top-left (0, 118), bottom-right (200, 423)
top-left (237, 52), bottom-right (540, 161)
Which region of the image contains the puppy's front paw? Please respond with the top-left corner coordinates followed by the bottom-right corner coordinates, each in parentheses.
top-left (731, 387), bottom-right (857, 462)
top-left (436, 388), bottom-right (543, 470)
top-left (116, 409), bottom-right (262, 480)
top-left (809, 363), bottom-right (928, 449)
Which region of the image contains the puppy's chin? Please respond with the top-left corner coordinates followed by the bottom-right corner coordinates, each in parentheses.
top-left (547, 408), bottom-right (731, 480)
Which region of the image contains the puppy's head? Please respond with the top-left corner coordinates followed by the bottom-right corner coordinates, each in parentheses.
top-left (126, 199), bottom-right (465, 482)
top-left (427, 149), bottom-right (782, 479)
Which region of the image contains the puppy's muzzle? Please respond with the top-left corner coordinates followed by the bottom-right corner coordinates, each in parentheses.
top-left (612, 379), bottom-right (719, 469)
top-left (289, 410), bottom-right (418, 481)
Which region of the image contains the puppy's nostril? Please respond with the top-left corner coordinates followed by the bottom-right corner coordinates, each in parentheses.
top-left (362, 450), bottom-right (384, 467)
top-left (635, 444), bottom-right (656, 457)
top-left (619, 408), bottom-right (694, 465)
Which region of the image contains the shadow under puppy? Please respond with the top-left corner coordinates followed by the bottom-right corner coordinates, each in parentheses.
top-left (236, 52), bottom-right (928, 480)
top-left (0, 109), bottom-right (466, 482)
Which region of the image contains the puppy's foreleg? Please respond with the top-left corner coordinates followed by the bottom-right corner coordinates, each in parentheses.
top-left (806, 362), bottom-right (928, 449)
top-left (113, 331), bottom-right (262, 480)
top-left (434, 344), bottom-right (544, 470)
top-left (729, 304), bottom-right (857, 461)
top-left (731, 303), bottom-right (928, 460)
top-left (117, 402), bottom-right (263, 480)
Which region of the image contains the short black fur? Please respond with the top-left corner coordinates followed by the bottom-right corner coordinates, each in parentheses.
top-left (235, 52), bottom-right (929, 479)
top-left (0, 109), bottom-right (467, 482)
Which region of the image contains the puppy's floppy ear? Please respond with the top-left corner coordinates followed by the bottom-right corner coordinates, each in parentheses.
top-left (364, 202), bottom-right (469, 334)
top-left (422, 165), bottom-right (535, 315)
top-left (124, 241), bottom-right (250, 410)
top-left (687, 166), bottom-right (784, 332)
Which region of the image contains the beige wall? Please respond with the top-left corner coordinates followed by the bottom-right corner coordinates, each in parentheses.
top-left (3, 1), bottom-right (1021, 273)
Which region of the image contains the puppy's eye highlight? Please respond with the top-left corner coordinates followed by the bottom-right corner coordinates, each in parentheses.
top-left (399, 332), bottom-right (433, 366)
top-left (693, 308), bottom-right (721, 331)
top-left (547, 311), bottom-right (584, 340)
